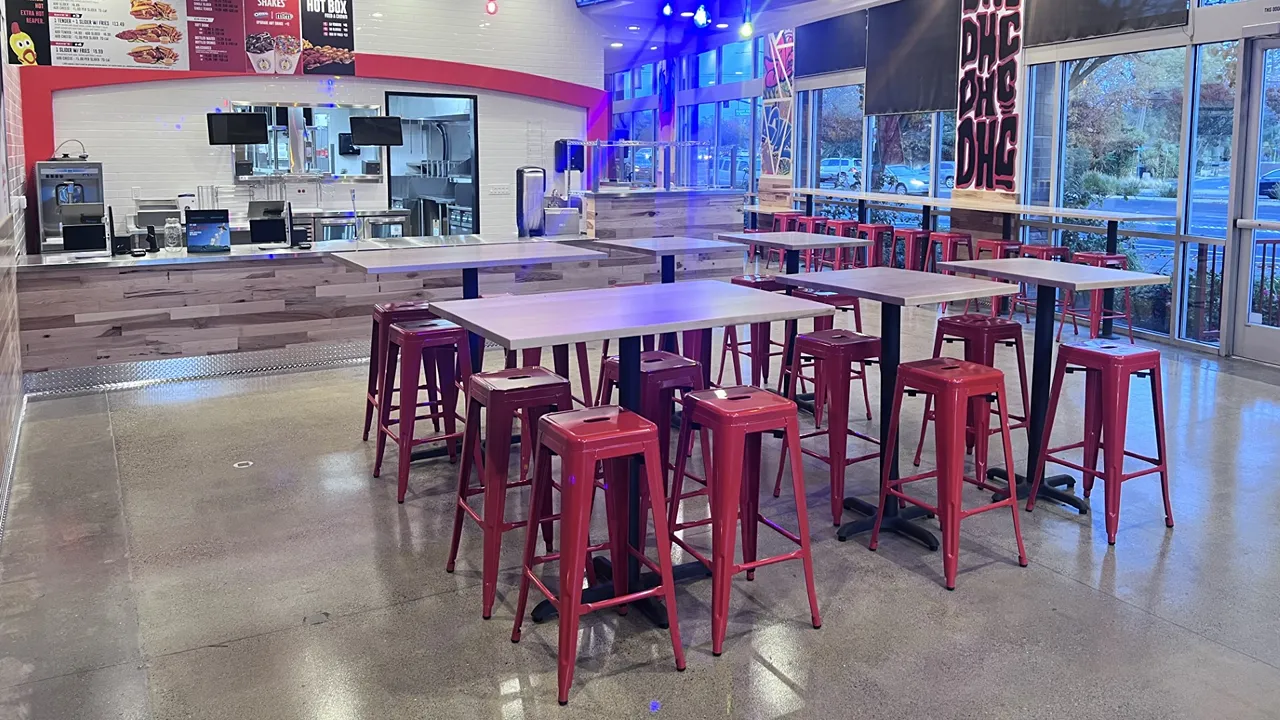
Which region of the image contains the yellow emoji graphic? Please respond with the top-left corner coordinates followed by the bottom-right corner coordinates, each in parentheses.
top-left (10, 23), bottom-right (37, 66)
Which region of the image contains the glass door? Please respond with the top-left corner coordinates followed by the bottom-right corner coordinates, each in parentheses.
top-left (1234, 39), bottom-right (1280, 363)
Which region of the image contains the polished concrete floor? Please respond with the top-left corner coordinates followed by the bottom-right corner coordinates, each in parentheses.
top-left (3, 304), bottom-right (1280, 719)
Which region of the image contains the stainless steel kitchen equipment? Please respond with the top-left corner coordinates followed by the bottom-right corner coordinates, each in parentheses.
top-left (365, 215), bottom-right (406, 239)
top-left (36, 160), bottom-right (105, 244)
top-left (515, 166), bottom-right (546, 237)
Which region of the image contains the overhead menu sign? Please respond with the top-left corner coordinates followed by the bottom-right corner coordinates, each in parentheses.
top-left (5, 0), bottom-right (352, 74)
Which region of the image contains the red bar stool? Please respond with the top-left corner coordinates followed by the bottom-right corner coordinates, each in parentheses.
top-left (446, 367), bottom-right (574, 619)
top-left (793, 216), bottom-right (828, 270)
top-left (364, 301), bottom-right (438, 441)
top-left (857, 223), bottom-right (893, 267)
top-left (911, 314), bottom-right (1030, 467)
top-left (719, 275), bottom-right (788, 387)
top-left (1059, 252), bottom-right (1136, 342)
top-left (893, 228), bottom-right (932, 270)
top-left (510, 406), bottom-right (686, 705)
top-left (781, 289), bottom-right (869, 415)
top-left (1010, 245), bottom-right (1070, 321)
top-left (764, 211), bottom-right (803, 268)
top-left (823, 219), bottom-right (864, 269)
top-left (776, 329), bottom-right (881, 525)
top-left (927, 231), bottom-right (974, 273)
top-left (373, 319), bottom-right (471, 502)
top-left (963, 240), bottom-right (1023, 315)
top-left (667, 386), bottom-right (822, 655)
top-left (1027, 340), bottom-right (1172, 545)
top-left (871, 358), bottom-right (1028, 590)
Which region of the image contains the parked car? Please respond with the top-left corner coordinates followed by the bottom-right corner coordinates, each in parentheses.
top-left (883, 164), bottom-right (929, 195)
top-left (1260, 169), bottom-right (1280, 199)
top-left (819, 157), bottom-right (862, 189)
top-left (716, 156), bottom-right (751, 187)
top-left (938, 161), bottom-right (955, 189)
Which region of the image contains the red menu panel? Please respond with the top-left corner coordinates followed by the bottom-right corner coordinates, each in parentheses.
top-left (187, 0), bottom-right (245, 71)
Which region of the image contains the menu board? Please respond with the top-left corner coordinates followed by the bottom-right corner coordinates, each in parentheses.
top-left (6, 0), bottom-right (352, 73)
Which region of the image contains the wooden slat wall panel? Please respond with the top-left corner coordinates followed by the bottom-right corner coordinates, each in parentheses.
top-left (581, 193), bottom-right (745, 241)
top-left (17, 242), bottom-right (743, 372)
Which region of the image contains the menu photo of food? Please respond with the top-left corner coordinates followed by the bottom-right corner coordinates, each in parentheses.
top-left (300, 40), bottom-right (353, 72)
top-left (129, 0), bottom-right (178, 21)
top-left (116, 23), bottom-right (183, 44)
top-left (127, 45), bottom-right (181, 66)
top-left (245, 31), bottom-right (302, 74)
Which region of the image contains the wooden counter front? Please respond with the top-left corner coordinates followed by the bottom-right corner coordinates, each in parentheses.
top-left (16, 241), bottom-right (744, 373)
top-left (580, 189), bottom-right (745, 241)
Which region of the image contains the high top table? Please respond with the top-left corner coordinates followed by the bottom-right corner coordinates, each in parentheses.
top-left (938, 257), bottom-right (1170, 512)
top-left (790, 188), bottom-right (1176, 336)
top-left (430, 280), bottom-right (834, 627)
top-left (332, 243), bottom-right (607, 370)
top-left (775, 268), bottom-right (1018, 546)
top-left (593, 236), bottom-right (748, 371)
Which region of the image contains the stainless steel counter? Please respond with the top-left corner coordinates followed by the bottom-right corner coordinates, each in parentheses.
top-left (19, 233), bottom-right (590, 273)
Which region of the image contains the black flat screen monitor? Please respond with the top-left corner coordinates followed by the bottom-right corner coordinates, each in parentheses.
top-left (62, 223), bottom-right (108, 252)
top-left (250, 217), bottom-right (288, 245)
top-left (207, 112), bottom-right (269, 145)
top-left (185, 209), bottom-right (232, 252)
top-left (349, 116), bottom-right (403, 146)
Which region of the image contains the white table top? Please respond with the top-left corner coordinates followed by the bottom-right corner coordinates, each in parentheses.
top-left (717, 231), bottom-right (873, 251)
top-left (790, 187), bottom-right (1177, 224)
top-left (592, 236), bottom-right (745, 256)
top-left (330, 243), bottom-right (606, 274)
top-left (776, 267), bottom-right (1018, 307)
top-left (428, 280), bottom-right (835, 350)
top-left (742, 205), bottom-right (800, 214)
top-left (938, 258), bottom-right (1171, 292)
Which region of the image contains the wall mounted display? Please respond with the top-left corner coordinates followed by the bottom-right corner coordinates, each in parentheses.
top-left (1025, 0), bottom-right (1187, 47)
top-left (761, 28), bottom-right (794, 178)
top-left (794, 10), bottom-right (866, 78)
top-left (5, 0), bottom-right (353, 74)
top-left (955, 0), bottom-right (1021, 196)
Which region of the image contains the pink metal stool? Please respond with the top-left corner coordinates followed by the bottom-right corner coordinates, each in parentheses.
top-left (871, 358), bottom-right (1028, 590)
top-left (1010, 245), bottom-right (1071, 321)
top-left (364, 301), bottom-right (438, 441)
top-left (1059, 252), bottom-right (1136, 342)
top-left (857, 223), bottom-right (894, 267)
top-left (1027, 340), bottom-right (1172, 545)
top-left (893, 228), bottom-right (932, 270)
top-left (510, 406), bottom-right (685, 705)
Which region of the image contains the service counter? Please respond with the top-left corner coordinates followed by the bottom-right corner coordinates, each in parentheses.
top-left (577, 187), bottom-right (745, 242)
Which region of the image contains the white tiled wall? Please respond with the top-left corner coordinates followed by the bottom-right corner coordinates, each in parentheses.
top-left (358, 0), bottom-right (604, 90)
top-left (52, 76), bottom-right (586, 234)
top-left (3, 52), bottom-right (23, 249)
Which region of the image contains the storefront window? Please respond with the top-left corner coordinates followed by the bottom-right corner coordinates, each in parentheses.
top-left (679, 103), bottom-right (716, 186)
top-left (816, 84), bottom-right (864, 190)
top-left (634, 64), bottom-right (655, 98)
top-left (698, 49), bottom-right (718, 87)
top-left (718, 99), bottom-right (753, 188)
top-left (869, 113), bottom-right (933, 196)
top-left (721, 41), bottom-right (753, 81)
top-left (633, 109), bottom-right (656, 142)
top-left (612, 113), bottom-right (632, 141)
top-left (936, 110), bottom-right (957, 199)
top-left (1061, 47), bottom-right (1185, 335)
top-left (612, 71), bottom-right (630, 100)
top-left (1188, 42), bottom-right (1238, 241)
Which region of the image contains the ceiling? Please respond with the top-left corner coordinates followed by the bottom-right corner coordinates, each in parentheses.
top-left (584, 0), bottom-right (861, 65)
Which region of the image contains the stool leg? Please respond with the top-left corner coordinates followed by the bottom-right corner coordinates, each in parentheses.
top-left (1099, 368), bottom-right (1131, 546)
top-left (869, 376), bottom-right (907, 551)
top-left (447, 397), bottom-right (483, 573)
top-left (1081, 370), bottom-right (1103, 499)
top-left (710, 428), bottom-right (745, 657)
top-left (423, 348), bottom-right (442, 434)
top-left (511, 442), bottom-right (554, 642)
top-left (373, 343), bottom-right (399, 479)
top-left (1026, 356), bottom-right (1069, 512)
top-left (575, 342), bottom-right (593, 407)
top-left (784, 415), bottom-right (822, 629)
top-left (433, 347), bottom-right (460, 462)
top-left (935, 388), bottom-right (965, 590)
top-left (667, 412), bottom-right (698, 538)
top-left (824, 355), bottom-right (852, 527)
top-left (718, 327), bottom-right (736, 386)
top-left (912, 327), bottom-right (946, 466)
top-left (773, 346), bottom-right (806, 498)
top-left (740, 432), bottom-right (762, 580)
top-left (641, 441), bottom-right (688, 673)
top-left (395, 344), bottom-right (422, 504)
top-left (994, 386), bottom-right (1028, 568)
top-left (364, 317), bottom-right (380, 441)
top-left (970, 394), bottom-right (992, 487)
top-left (481, 404), bottom-right (516, 619)
top-left (554, 451), bottom-right (596, 705)
top-left (750, 322), bottom-right (771, 386)
top-left (1013, 336), bottom-right (1031, 429)
top-left (1150, 365), bottom-right (1174, 529)
top-left (602, 457), bottom-right (631, 608)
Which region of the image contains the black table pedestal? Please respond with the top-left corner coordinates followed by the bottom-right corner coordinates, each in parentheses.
top-left (835, 304), bottom-right (939, 549)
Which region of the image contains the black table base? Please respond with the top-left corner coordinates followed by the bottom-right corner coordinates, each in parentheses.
top-left (987, 468), bottom-right (1087, 514)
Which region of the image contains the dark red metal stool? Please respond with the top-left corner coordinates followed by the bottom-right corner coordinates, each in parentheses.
top-left (794, 216), bottom-right (828, 269)
top-left (720, 275), bottom-right (787, 387)
top-left (912, 314), bottom-right (1030, 467)
top-left (963, 240), bottom-right (1023, 315)
top-left (364, 301), bottom-right (438, 441)
top-left (1010, 245), bottom-right (1071, 321)
top-left (822, 219), bottom-right (864, 269)
top-left (511, 406), bottom-right (686, 705)
top-left (1028, 340), bottom-right (1172, 545)
top-left (1059, 252), bottom-right (1135, 342)
top-left (776, 330), bottom-right (881, 525)
top-left (779, 289), bottom-right (868, 416)
top-left (927, 231), bottom-right (975, 273)
top-left (857, 223), bottom-right (894, 267)
top-left (373, 319), bottom-right (471, 502)
top-left (446, 367), bottom-right (574, 619)
top-left (764, 211), bottom-right (803, 268)
top-left (668, 386), bottom-right (822, 655)
top-left (872, 358), bottom-right (1027, 589)
top-left (893, 228), bottom-right (932, 270)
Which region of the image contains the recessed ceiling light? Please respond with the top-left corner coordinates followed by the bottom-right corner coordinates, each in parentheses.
top-left (679, 11), bottom-right (694, 17)
top-left (627, 25), bottom-right (640, 31)
top-left (610, 42), bottom-right (624, 48)
top-left (650, 45), bottom-right (659, 50)
top-left (715, 22), bottom-right (729, 29)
